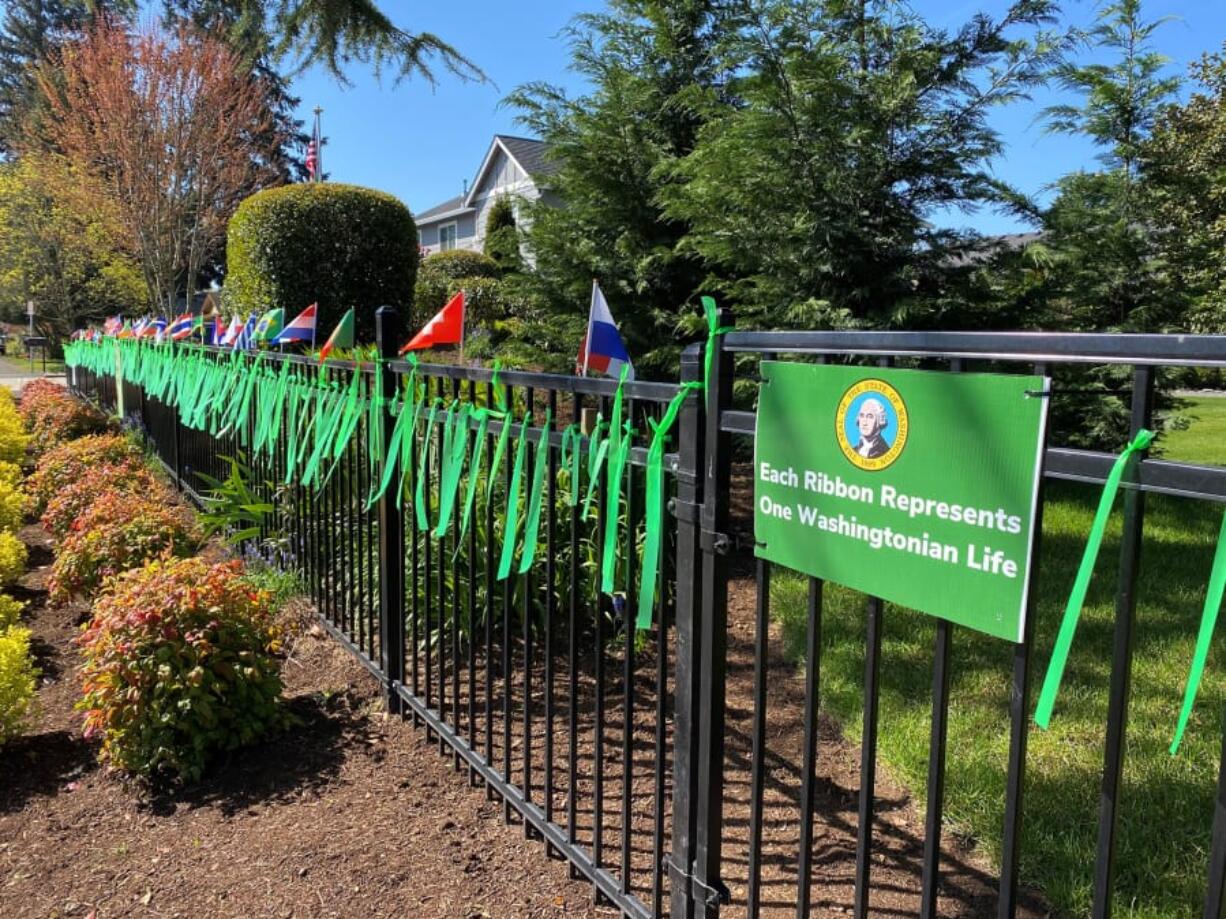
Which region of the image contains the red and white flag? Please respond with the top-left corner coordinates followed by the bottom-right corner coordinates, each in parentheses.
top-left (400, 291), bottom-right (465, 354)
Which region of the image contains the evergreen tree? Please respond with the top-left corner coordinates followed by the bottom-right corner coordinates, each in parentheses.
top-left (1039, 0), bottom-right (1180, 331)
top-left (506, 0), bottom-right (743, 376)
top-left (482, 195), bottom-right (521, 274)
top-left (658, 0), bottom-right (1063, 330)
top-left (0, 0), bottom-right (131, 155)
top-left (1141, 44), bottom-right (1226, 334)
top-left (162, 0), bottom-right (308, 186)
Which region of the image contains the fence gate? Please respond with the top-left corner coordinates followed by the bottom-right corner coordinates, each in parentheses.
top-left (67, 316), bottom-right (1226, 918)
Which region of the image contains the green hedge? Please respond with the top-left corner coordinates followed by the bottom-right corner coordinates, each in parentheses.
top-left (413, 250), bottom-right (501, 318)
top-left (225, 183), bottom-right (418, 343)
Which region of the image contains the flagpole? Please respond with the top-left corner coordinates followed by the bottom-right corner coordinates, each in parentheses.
top-left (582, 278), bottom-right (596, 377)
top-left (459, 289), bottom-right (466, 365)
top-left (313, 106), bottom-right (323, 182)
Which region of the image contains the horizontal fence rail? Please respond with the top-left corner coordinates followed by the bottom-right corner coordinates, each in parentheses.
top-left (65, 325), bottom-right (1226, 919)
top-left (67, 314), bottom-right (687, 919)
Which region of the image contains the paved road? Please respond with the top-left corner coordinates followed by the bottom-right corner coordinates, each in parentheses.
top-left (0, 362), bottom-right (65, 393)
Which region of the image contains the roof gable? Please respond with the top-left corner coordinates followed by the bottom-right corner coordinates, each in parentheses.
top-left (463, 135), bottom-right (556, 207)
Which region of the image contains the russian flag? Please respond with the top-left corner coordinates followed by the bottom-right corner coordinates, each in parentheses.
top-left (576, 280), bottom-right (634, 380)
top-left (274, 303), bottom-right (318, 345)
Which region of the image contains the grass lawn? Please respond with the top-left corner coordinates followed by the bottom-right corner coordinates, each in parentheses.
top-left (0, 352), bottom-right (65, 374)
top-left (771, 394), bottom-right (1226, 917)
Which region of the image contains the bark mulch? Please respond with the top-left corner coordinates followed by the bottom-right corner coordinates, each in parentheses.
top-left (0, 524), bottom-right (611, 919)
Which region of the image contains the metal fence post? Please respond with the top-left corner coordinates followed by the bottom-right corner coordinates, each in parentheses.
top-left (670, 309), bottom-right (735, 918)
top-left (376, 306), bottom-right (406, 716)
top-left (669, 344), bottom-right (707, 919)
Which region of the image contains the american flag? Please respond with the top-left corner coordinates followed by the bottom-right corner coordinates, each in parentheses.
top-left (305, 140), bottom-right (318, 180)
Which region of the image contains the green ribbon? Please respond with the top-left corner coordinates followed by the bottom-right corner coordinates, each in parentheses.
top-left (582, 416), bottom-right (608, 520)
top-left (600, 366), bottom-right (632, 594)
top-left (559, 424), bottom-right (581, 507)
top-left (1035, 428), bottom-right (1155, 729)
top-left (455, 410), bottom-right (492, 549)
top-left (700, 295), bottom-right (733, 396)
top-left (414, 398), bottom-right (442, 523)
top-left (435, 401), bottom-right (474, 537)
top-left (636, 382), bottom-right (703, 630)
top-left (496, 414), bottom-right (531, 581)
top-left (518, 409), bottom-right (553, 574)
top-left (1171, 509), bottom-right (1226, 754)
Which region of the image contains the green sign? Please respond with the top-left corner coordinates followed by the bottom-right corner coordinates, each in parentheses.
top-left (754, 362), bottom-right (1049, 642)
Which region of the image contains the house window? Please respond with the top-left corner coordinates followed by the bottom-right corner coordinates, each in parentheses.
top-left (439, 223), bottom-right (458, 251)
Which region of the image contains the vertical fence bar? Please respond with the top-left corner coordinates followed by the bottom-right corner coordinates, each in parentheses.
top-left (524, 386), bottom-right (536, 828)
top-left (853, 595), bottom-right (884, 919)
top-left (375, 307), bottom-right (404, 715)
top-left (545, 388), bottom-right (559, 846)
top-left (746, 559), bottom-right (771, 917)
top-left (666, 346), bottom-right (707, 919)
top-left (1091, 364), bottom-right (1154, 919)
top-left (795, 577), bottom-right (823, 918)
top-left (998, 360), bottom-right (1050, 919)
top-left (920, 617), bottom-right (953, 919)
top-left (694, 310), bottom-right (735, 919)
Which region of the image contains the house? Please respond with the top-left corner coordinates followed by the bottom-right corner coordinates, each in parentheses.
top-left (416, 135), bottom-right (560, 258)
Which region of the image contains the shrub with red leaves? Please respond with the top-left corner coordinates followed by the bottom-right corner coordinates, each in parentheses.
top-left (41, 461), bottom-right (171, 542)
top-left (49, 490), bottom-right (200, 601)
top-left (25, 434), bottom-right (143, 515)
top-left (19, 379), bottom-right (110, 451)
top-left (76, 556), bottom-right (287, 781)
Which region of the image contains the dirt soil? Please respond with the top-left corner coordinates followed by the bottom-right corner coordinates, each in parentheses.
top-left (1, 510), bottom-right (1045, 918)
top-left (0, 524), bottom-right (612, 919)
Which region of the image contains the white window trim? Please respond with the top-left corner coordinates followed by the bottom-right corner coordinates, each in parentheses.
top-left (438, 221), bottom-right (458, 251)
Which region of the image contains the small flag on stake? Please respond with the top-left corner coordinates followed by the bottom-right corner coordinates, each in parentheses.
top-left (319, 308), bottom-right (354, 362)
top-left (168, 313), bottom-right (195, 341)
top-left (233, 314), bottom-right (257, 350)
top-left (400, 291), bottom-right (465, 354)
top-left (220, 314), bottom-right (243, 347)
top-left (254, 308), bottom-right (284, 343)
top-left (274, 303), bottom-right (318, 345)
top-left (576, 280), bottom-right (634, 380)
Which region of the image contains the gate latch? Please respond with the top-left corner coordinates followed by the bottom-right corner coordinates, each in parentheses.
top-left (663, 856), bottom-right (731, 909)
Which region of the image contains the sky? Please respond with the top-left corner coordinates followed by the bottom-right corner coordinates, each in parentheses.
top-left (288, 1), bottom-right (1226, 237)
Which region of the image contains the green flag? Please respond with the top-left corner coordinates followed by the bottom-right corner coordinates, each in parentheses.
top-left (254, 308), bottom-right (284, 342)
top-left (319, 309), bottom-right (355, 361)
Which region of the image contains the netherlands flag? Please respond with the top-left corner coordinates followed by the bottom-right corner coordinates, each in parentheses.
top-left (274, 303), bottom-right (318, 345)
top-left (576, 280), bottom-right (634, 380)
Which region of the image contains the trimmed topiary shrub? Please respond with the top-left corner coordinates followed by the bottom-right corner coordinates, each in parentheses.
top-left (225, 183), bottom-right (419, 344)
top-left (483, 195), bottom-right (522, 273)
top-left (49, 491), bottom-right (199, 601)
top-left (413, 249), bottom-right (501, 317)
top-left (77, 556), bottom-right (288, 781)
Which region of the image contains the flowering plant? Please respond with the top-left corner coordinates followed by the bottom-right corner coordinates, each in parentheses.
top-left (76, 557), bottom-right (288, 780)
top-left (49, 492), bottom-right (199, 600)
top-left (0, 389), bottom-right (29, 464)
top-left (25, 434), bottom-right (142, 515)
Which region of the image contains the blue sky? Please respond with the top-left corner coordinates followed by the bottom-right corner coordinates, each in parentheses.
top-left (288, 1), bottom-right (1226, 236)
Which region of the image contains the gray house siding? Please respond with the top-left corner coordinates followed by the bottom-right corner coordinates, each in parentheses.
top-left (415, 136), bottom-right (556, 260)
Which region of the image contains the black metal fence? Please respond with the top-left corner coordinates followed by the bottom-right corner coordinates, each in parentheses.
top-left (68, 321), bottom-right (1226, 919)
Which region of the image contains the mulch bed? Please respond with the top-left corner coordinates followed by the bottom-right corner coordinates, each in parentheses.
top-left (0, 523), bottom-right (611, 918)
top-left (0, 510), bottom-right (1044, 917)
